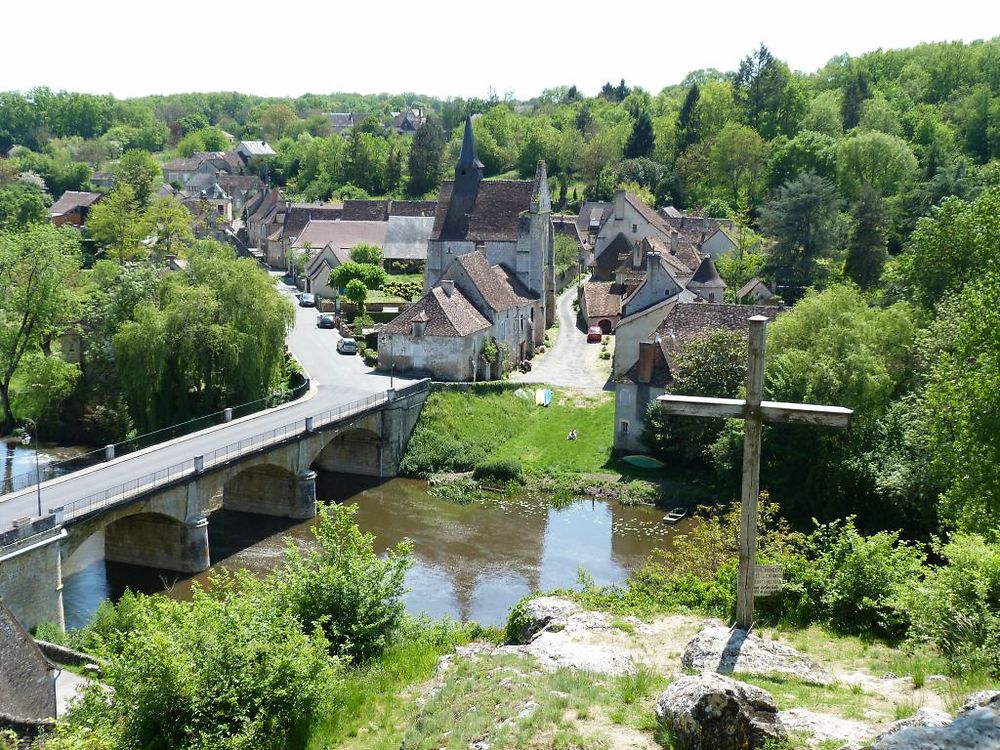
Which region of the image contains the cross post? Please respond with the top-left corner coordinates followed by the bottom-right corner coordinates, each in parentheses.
top-left (657, 315), bottom-right (852, 631)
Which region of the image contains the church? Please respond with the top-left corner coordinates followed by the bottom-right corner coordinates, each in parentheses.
top-left (379, 117), bottom-right (554, 380)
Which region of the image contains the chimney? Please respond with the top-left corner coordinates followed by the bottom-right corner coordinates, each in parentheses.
top-left (632, 240), bottom-right (642, 269)
top-left (614, 190), bottom-right (625, 220)
top-left (441, 279), bottom-right (455, 297)
top-left (646, 249), bottom-right (661, 272)
top-left (670, 231), bottom-right (679, 255)
top-left (637, 341), bottom-right (658, 384)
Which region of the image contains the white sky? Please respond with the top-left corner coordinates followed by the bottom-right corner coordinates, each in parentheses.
top-left (2, 1), bottom-right (998, 100)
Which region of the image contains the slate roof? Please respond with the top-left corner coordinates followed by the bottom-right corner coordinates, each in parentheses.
top-left (619, 303), bottom-right (783, 387)
top-left (643, 235), bottom-right (701, 276)
top-left (342, 199), bottom-right (390, 221)
top-left (216, 174), bottom-right (266, 197)
top-left (237, 140), bottom-right (276, 157)
top-left (737, 277), bottom-right (775, 299)
top-left (389, 200), bottom-right (437, 217)
top-left (283, 203), bottom-right (344, 240)
top-left (577, 201), bottom-right (611, 238)
top-left (594, 232), bottom-right (634, 271)
top-left (382, 215), bottom-right (433, 260)
top-left (582, 281), bottom-right (622, 319)
top-left (292, 220), bottom-right (387, 251)
top-left (431, 180), bottom-right (535, 242)
top-left (689, 255), bottom-right (726, 287)
top-left (49, 191), bottom-right (102, 215)
top-left (382, 285), bottom-right (490, 337)
top-left (552, 214), bottom-right (584, 247)
top-left (453, 251), bottom-right (536, 312)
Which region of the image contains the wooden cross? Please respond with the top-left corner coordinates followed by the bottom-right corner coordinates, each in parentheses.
top-left (657, 315), bottom-right (852, 631)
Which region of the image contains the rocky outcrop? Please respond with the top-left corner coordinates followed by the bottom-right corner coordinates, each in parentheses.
top-left (959, 690), bottom-right (1000, 714)
top-left (872, 698), bottom-right (1000, 750)
top-left (502, 596), bottom-right (637, 675)
top-left (682, 625), bottom-right (833, 685)
top-left (655, 672), bottom-right (786, 750)
top-left (778, 708), bottom-right (874, 747)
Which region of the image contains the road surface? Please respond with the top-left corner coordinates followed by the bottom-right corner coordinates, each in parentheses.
top-left (512, 284), bottom-right (612, 390)
top-left (0, 278), bottom-right (415, 528)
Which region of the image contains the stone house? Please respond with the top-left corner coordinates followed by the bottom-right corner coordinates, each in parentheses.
top-left (737, 277), bottom-right (779, 304)
top-left (659, 210), bottom-right (738, 260)
top-left (265, 201), bottom-right (344, 268)
top-left (235, 140), bottom-right (276, 165)
top-left (379, 250), bottom-right (540, 380)
top-left (391, 108), bottom-right (427, 134)
top-left (0, 600), bottom-right (56, 728)
top-left (303, 245), bottom-right (351, 300)
top-left (614, 303), bottom-right (784, 453)
top-left (293, 219), bottom-right (388, 284)
top-left (425, 116), bottom-right (554, 328)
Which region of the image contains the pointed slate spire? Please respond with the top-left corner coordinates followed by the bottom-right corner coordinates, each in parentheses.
top-left (456, 115), bottom-right (484, 174)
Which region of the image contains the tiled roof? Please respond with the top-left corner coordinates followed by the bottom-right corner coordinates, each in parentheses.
top-left (292, 220), bottom-right (388, 251)
top-left (582, 281), bottom-right (621, 319)
top-left (453, 251), bottom-right (536, 312)
top-left (342, 199), bottom-right (390, 221)
top-left (643, 235), bottom-right (701, 276)
top-left (283, 204), bottom-right (344, 240)
top-left (49, 191), bottom-right (102, 215)
top-left (432, 180), bottom-right (535, 242)
top-left (625, 193), bottom-right (670, 233)
top-left (737, 277), bottom-right (774, 299)
top-left (389, 200), bottom-right (437, 217)
top-left (383, 285), bottom-right (490, 337)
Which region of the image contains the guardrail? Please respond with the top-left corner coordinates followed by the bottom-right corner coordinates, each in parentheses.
top-left (57, 382), bottom-right (427, 523)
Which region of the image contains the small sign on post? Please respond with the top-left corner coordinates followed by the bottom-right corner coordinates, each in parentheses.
top-left (753, 565), bottom-right (784, 597)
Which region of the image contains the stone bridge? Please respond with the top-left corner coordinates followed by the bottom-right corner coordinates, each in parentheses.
top-left (0, 381), bottom-right (430, 631)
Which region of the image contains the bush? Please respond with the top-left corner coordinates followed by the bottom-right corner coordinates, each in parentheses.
top-left (275, 503), bottom-right (413, 664)
top-left (472, 458), bottom-right (522, 484)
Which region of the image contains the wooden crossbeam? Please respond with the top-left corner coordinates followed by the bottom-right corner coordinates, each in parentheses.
top-left (657, 395), bottom-right (853, 427)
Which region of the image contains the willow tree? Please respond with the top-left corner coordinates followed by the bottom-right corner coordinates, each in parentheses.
top-left (0, 224), bottom-right (82, 433)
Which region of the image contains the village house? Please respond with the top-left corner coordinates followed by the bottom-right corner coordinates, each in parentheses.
top-left (297, 219), bottom-right (388, 295)
top-left (659, 209), bottom-right (739, 259)
top-left (737, 276), bottom-right (780, 304)
top-left (378, 250), bottom-right (541, 380)
top-left (265, 201), bottom-right (344, 268)
top-left (234, 140), bottom-right (276, 165)
top-left (614, 303), bottom-right (784, 452)
top-left (391, 108), bottom-right (427, 134)
top-left (48, 190), bottom-right (102, 227)
top-left (325, 112), bottom-right (370, 135)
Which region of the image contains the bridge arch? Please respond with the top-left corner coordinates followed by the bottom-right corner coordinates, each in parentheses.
top-left (222, 461), bottom-right (316, 519)
top-left (311, 426), bottom-right (384, 477)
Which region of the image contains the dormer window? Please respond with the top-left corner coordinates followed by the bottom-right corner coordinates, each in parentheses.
top-left (411, 320), bottom-right (426, 337)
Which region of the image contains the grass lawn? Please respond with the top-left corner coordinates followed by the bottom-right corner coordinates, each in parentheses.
top-left (384, 272), bottom-right (424, 286)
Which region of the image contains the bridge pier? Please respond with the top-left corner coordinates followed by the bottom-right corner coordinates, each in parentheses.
top-left (105, 514), bottom-right (210, 574)
top-left (293, 470), bottom-right (318, 519)
top-left (0, 520), bottom-right (66, 631)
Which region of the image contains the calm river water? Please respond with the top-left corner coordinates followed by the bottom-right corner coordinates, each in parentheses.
top-left (61, 473), bottom-right (689, 629)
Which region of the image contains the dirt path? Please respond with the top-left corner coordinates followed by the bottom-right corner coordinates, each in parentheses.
top-left (512, 284), bottom-right (612, 391)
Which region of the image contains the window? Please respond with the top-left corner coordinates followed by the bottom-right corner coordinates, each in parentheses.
top-left (632, 223), bottom-right (638, 233)
top-left (620, 420), bottom-right (629, 434)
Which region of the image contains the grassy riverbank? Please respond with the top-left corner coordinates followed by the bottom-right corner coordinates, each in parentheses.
top-left (399, 384), bottom-right (714, 508)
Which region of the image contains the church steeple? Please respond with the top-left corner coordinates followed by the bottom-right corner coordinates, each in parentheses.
top-left (455, 115), bottom-right (484, 180)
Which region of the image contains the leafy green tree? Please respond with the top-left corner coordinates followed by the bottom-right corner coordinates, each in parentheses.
top-left (676, 84), bottom-right (701, 152)
top-left (836, 131), bottom-right (918, 198)
top-left (345, 278), bottom-right (368, 318)
top-left (708, 123), bottom-right (769, 210)
top-left (0, 224), bottom-right (82, 432)
top-left (840, 63), bottom-right (871, 130)
top-left (113, 149), bottom-right (161, 207)
top-left (349, 243), bottom-right (383, 266)
top-left (766, 130), bottom-right (838, 190)
top-left (0, 182), bottom-right (48, 229)
top-left (87, 184), bottom-right (146, 263)
top-left (759, 172), bottom-right (844, 288)
top-left (407, 118), bottom-right (446, 196)
top-left (844, 184), bottom-right (888, 289)
top-left (801, 90), bottom-right (843, 136)
top-left (259, 102), bottom-right (299, 141)
top-left (329, 260), bottom-right (387, 293)
top-left (732, 44), bottom-right (804, 139)
top-left (143, 196), bottom-right (194, 260)
top-left (890, 188), bottom-right (1000, 308)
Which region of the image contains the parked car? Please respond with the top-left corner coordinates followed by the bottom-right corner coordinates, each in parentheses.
top-left (317, 313), bottom-right (337, 328)
top-left (586, 326), bottom-right (603, 343)
top-left (336, 337), bottom-right (358, 354)
top-left (299, 293), bottom-right (316, 307)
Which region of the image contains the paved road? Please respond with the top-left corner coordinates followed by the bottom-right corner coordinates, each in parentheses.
top-left (512, 284), bottom-right (612, 390)
top-left (0, 278), bottom-right (415, 527)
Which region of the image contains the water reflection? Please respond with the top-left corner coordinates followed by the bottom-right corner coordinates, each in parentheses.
top-left (61, 473), bottom-right (688, 629)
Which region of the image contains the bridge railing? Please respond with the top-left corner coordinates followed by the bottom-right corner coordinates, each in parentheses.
top-left (57, 388), bottom-right (399, 523)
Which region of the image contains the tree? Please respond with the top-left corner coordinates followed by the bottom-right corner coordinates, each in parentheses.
top-left (87, 184), bottom-right (146, 263)
top-left (732, 44), bottom-right (804, 139)
top-left (676, 84), bottom-right (702, 152)
top-left (836, 131), bottom-right (918, 198)
top-left (329, 261), bottom-right (387, 293)
top-left (113, 149), bottom-right (161, 207)
top-left (259, 103), bottom-right (299, 141)
top-left (759, 172), bottom-right (844, 289)
top-left (345, 278), bottom-right (368, 318)
top-left (891, 188), bottom-right (1000, 308)
top-left (0, 224), bottom-right (82, 432)
top-left (143, 196), bottom-right (194, 261)
top-left (624, 110), bottom-right (655, 159)
top-left (349, 243), bottom-right (383, 266)
top-left (708, 123), bottom-right (769, 210)
top-left (841, 64), bottom-right (871, 130)
top-left (844, 184), bottom-right (888, 290)
top-left (0, 182), bottom-right (48, 230)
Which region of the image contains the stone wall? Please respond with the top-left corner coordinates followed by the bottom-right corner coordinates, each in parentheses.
top-left (0, 521), bottom-right (65, 631)
top-left (0, 600), bottom-right (56, 722)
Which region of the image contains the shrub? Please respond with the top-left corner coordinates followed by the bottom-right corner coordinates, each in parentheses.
top-left (275, 503), bottom-right (413, 664)
top-left (472, 458), bottom-right (522, 484)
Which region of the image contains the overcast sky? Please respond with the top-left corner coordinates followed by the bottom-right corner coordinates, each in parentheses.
top-left (3, 1), bottom-right (998, 100)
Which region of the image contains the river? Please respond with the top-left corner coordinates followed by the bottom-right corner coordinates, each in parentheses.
top-left (61, 473), bottom-right (691, 630)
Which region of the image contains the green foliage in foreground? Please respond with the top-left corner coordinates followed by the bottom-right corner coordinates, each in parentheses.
top-left (41, 504), bottom-right (433, 750)
top-left (528, 500), bottom-right (1000, 678)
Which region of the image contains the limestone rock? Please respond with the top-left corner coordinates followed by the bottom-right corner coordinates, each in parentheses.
top-left (511, 596), bottom-right (582, 644)
top-left (959, 690), bottom-right (1000, 715)
top-left (655, 672), bottom-right (786, 750)
top-left (874, 707), bottom-right (952, 744)
top-left (682, 625), bottom-right (833, 685)
top-left (778, 708), bottom-right (874, 747)
top-left (872, 705), bottom-right (1000, 749)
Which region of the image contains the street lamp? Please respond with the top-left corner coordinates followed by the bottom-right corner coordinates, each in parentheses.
top-left (19, 418), bottom-right (42, 518)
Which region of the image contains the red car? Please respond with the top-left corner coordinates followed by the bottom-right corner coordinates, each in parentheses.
top-left (587, 326), bottom-right (603, 343)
